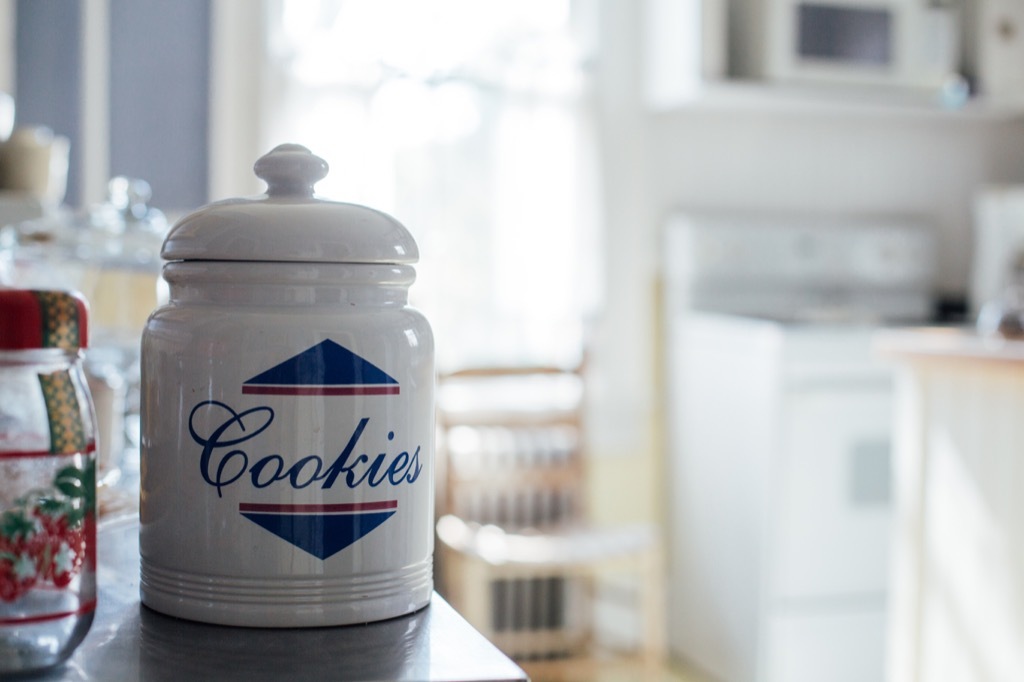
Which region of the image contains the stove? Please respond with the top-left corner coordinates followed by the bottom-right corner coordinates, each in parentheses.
top-left (664, 210), bottom-right (937, 322)
top-left (662, 210), bottom-right (938, 682)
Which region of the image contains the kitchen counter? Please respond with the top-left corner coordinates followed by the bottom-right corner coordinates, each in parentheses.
top-left (33, 515), bottom-right (528, 682)
top-left (875, 325), bottom-right (1024, 364)
top-left (879, 327), bottom-right (1024, 682)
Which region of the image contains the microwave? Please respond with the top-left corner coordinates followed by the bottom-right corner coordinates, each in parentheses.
top-left (736, 0), bottom-right (960, 89)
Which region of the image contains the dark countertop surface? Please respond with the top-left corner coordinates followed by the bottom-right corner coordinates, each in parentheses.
top-left (34, 515), bottom-right (527, 682)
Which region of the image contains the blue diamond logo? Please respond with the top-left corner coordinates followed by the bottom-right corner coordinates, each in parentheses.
top-left (239, 503), bottom-right (397, 560)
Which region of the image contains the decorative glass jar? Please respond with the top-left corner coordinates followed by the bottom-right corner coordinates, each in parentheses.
top-left (0, 289), bottom-right (96, 673)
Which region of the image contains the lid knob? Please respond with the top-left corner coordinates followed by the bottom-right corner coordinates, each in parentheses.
top-left (253, 144), bottom-right (329, 197)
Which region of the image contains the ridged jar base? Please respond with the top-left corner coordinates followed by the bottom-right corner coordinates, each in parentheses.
top-left (139, 559), bottom-right (432, 627)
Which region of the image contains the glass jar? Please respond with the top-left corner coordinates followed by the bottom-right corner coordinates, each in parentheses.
top-left (0, 289), bottom-right (96, 673)
top-left (140, 145), bottom-right (434, 627)
top-left (4, 175), bottom-right (168, 493)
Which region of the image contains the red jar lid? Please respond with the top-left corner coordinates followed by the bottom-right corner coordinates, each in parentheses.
top-left (0, 289), bottom-right (89, 350)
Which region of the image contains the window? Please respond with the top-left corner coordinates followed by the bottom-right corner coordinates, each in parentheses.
top-left (263, 0), bottom-right (601, 370)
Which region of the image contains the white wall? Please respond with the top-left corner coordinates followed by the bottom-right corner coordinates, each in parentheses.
top-left (588, 0), bottom-right (1024, 494)
top-left (648, 109), bottom-right (1024, 297)
top-left (589, 0), bottom-right (660, 465)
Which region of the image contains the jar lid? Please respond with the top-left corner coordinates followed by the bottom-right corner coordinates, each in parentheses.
top-left (0, 289), bottom-right (89, 350)
top-left (161, 144), bottom-right (418, 264)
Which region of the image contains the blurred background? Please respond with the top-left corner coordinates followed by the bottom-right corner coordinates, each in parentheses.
top-left (2, 1), bottom-right (1024, 680)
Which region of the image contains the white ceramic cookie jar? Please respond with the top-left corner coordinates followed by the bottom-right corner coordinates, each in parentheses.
top-left (139, 144), bottom-right (434, 627)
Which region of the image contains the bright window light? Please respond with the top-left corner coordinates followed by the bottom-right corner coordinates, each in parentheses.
top-left (266, 0), bottom-right (601, 370)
